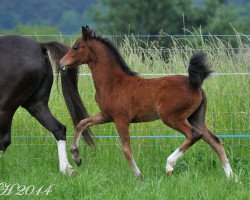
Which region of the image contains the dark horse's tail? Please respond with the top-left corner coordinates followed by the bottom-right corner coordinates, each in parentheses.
top-left (188, 52), bottom-right (213, 88)
top-left (40, 42), bottom-right (94, 146)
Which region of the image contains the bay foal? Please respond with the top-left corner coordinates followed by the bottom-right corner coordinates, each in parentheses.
top-left (60, 26), bottom-right (233, 179)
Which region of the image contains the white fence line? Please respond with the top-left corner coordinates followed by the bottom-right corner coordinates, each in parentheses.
top-left (1, 34), bottom-right (249, 38)
top-left (54, 72), bottom-right (250, 76)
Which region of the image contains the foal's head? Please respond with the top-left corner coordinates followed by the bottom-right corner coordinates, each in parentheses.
top-left (60, 26), bottom-right (95, 68)
top-left (60, 26), bottom-right (138, 76)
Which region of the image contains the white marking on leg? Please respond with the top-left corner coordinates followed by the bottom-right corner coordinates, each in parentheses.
top-left (130, 157), bottom-right (142, 176)
top-left (0, 150), bottom-right (4, 158)
top-left (223, 161), bottom-right (233, 179)
top-left (57, 140), bottom-right (72, 173)
top-left (166, 148), bottom-right (184, 174)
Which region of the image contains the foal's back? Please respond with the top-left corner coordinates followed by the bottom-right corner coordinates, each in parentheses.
top-left (107, 74), bottom-right (202, 123)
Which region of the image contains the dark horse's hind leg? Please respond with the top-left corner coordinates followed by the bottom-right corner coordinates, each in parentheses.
top-left (21, 67), bottom-right (74, 175)
top-left (0, 111), bottom-right (15, 157)
top-left (23, 102), bottom-right (74, 175)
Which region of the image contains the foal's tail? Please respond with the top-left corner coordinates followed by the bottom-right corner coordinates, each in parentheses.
top-left (40, 42), bottom-right (94, 146)
top-left (188, 52), bottom-right (213, 88)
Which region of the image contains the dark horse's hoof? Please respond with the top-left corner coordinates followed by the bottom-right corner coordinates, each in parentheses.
top-left (75, 157), bottom-right (82, 167)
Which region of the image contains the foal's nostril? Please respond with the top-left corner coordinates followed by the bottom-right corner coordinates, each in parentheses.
top-left (59, 60), bottom-right (68, 71)
top-left (59, 64), bottom-right (67, 71)
top-left (62, 66), bottom-right (68, 71)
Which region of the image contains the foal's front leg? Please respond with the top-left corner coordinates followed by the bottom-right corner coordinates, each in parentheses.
top-left (114, 120), bottom-right (142, 178)
top-left (70, 112), bottom-right (109, 166)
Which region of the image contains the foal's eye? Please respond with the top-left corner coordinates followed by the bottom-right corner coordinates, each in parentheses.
top-left (72, 45), bottom-right (79, 51)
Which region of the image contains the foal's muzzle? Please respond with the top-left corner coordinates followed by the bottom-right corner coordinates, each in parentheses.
top-left (59, 60), bottom-right (68, 71)
top-left (59, 65), bottom-right (68, 71)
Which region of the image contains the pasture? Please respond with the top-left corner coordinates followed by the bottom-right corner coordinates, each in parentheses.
top-left (0, 34), bottom-right (249, 199)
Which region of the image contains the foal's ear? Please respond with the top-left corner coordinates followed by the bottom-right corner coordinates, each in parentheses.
top-left (82, 26), bottom-right (91, 40)
top-left (82, 26), bottom-right (88, 40)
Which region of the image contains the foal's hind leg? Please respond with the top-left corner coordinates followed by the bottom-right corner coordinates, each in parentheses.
top-left (161, 117), bottom-right (202, 176)
top-left (188, 93), bottom-right (233, 179)
top-left (70, 112), bottom-right (109, 166)
top-left (114, 120), bottom-right (142, 178)
top-left (202, 128), bottom-right (233, 179)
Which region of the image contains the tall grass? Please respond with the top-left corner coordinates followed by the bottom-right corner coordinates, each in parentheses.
top-left (0, 33), bottom-right (249, 199)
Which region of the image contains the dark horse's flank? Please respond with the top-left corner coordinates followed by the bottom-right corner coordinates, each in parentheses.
top-left (0, 35), bottom-right (93, 175)
top-left (60, 26), bottom-right (233, 179)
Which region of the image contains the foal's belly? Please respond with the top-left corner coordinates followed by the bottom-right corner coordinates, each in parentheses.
top-left (131, 111), bottom-right (159, 123)
top-left (131, 116), bottom-right (159, 123)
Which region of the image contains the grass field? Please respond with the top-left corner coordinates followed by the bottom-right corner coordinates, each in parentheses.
top-left (0, 34), bottom-right (249, 199)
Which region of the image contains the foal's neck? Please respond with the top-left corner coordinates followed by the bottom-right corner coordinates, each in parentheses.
top-left (88, 43), bottom-right (128, 93)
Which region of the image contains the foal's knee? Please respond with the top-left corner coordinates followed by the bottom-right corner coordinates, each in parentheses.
top-left (76, 123), bottom-right (84, 133)
top-left (76, 118), bottom-right (91, 133)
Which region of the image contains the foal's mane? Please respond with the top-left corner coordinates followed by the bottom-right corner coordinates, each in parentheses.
top-left (89, 32), bottom-right (138, 76)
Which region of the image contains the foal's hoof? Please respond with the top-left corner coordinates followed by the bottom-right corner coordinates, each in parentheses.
top-left (137, 174), bottom-right (144, 181)
top-left (166, 171), bottom-right (173, 176)
top-left (74, 157), bottom-right (82, 167)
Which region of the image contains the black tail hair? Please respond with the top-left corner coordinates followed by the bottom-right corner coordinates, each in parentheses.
top-left (40, 42), bottom-right (94, 146)
top-left (188, 52), bottom-right (213, 88)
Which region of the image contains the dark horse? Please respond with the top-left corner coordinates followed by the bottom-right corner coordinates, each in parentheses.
top-left (60, 26), bottom-right (233, 179)
top-left (0, 35), bottom-right (93, 175)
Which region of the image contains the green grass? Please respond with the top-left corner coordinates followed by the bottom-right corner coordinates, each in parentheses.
top-left (0, 140), bottom-right (249, 200)
top-left (0, 34), bottom-right (249, 199)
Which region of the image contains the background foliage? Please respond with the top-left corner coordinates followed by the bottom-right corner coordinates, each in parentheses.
top-left (0, 0), bottom-right (249, 34)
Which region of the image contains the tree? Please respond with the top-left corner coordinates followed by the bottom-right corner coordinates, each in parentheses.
top-left (58, 11), bottom-right (90, 33)
top-left (88, 0), bottom-right (194, 34)
top-left (206, 4), bottom-right (250, 34)
top-left (0, 0), bottom-right (97, 33)
top-left (88, 0), bottom-right (250, 34)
